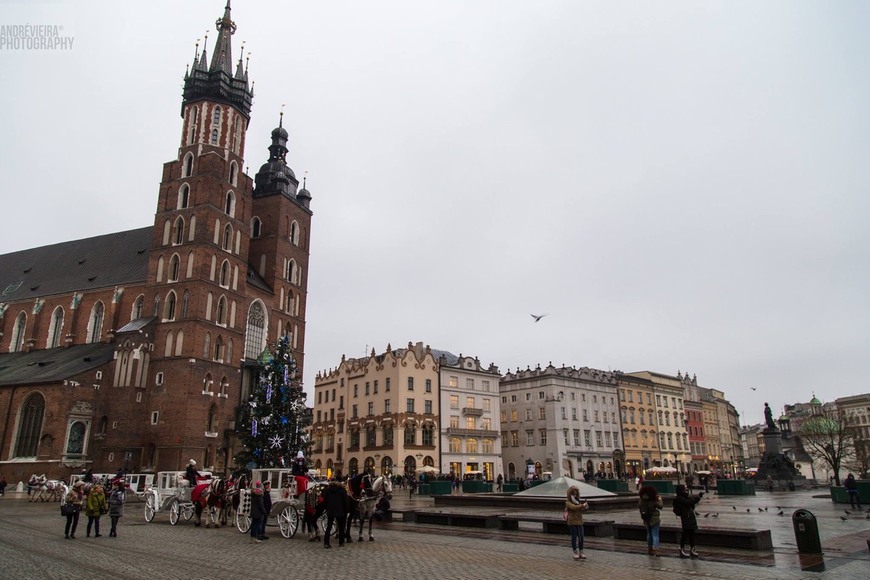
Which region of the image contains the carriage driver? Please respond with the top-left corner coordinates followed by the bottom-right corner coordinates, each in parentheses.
top-left (291, 451), bottom-right (309, 497)
top-left (185, 459), bottom-right (201, 488)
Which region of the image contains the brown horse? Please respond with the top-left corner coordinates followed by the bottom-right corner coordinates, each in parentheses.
top-left (193, 478), bottom-right (226, 528)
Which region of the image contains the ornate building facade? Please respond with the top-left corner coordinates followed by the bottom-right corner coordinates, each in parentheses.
top-left (0, 3), bottom-right (313, 483)
top-left (310, 342), bottom-right (443, 479)
top-left (500, 364), bottom-right (622, 480)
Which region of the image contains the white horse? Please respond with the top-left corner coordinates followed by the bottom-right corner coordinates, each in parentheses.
top-left (351, 475), bottom-right (393, 541)
top-left (28, 475), bottom-right (67, 502)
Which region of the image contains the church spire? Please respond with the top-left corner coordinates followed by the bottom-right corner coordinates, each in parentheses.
top-left (209, 1), bottom-right (236, 74)
top-left (182, 1), bottom-right (252, 119)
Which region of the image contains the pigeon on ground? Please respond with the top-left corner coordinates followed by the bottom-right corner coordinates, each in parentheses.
top-left (865, 513), bottom-right (870, 520)
top-left (777, 511), bottom-right (784, 516)
top-left (694, 511), bottom-right (700, 516)
top-left (747, 509), bottom-right (751, 513)
top-left (844, 510), bottom-right (851, 515)
top-left (751, 387), bottom-right (757, 391)
top-left (839, 516), bottom-right (848, 521)
top-left (712, 513), bottom-right (719, 518)
top-left (732, 506), bottom-right (736, 511)
top-left (758, 507), bottom-right (764, 512)
top-left (764, 507), bottom-right (768, 511)
top-left (530, 314), bottom-right (547, 322)
top-left (704, 513), bottom-right (710, 518)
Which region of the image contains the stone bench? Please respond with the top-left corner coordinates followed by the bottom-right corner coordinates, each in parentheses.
top-left (408, 510), bottom-right (501, 528)
top-left (498, 515), bottom-right (614, 537)
top-left (612, 523), bottom-right (772, 550)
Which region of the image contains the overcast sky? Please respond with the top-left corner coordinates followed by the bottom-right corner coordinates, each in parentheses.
top-left (2, 1), bottom-right (868, 426)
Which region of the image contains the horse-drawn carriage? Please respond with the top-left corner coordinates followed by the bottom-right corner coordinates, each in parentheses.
top-left (27, 474), bottom-right (67, 502)
top-left (235, 469), bottom-right (324, 538)
top-left (143, 470), bottom-right (215, 526)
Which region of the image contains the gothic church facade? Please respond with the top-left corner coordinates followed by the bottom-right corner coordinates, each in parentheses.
top-left (0, 3), bottom-right (312, 483)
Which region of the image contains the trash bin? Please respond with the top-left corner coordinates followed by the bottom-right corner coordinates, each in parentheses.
top-left (792, 509), bottom-right (822, 554)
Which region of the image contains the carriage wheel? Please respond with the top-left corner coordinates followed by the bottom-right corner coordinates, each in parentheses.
top-left (318, 512), bottom-right (336, 537)
top-left (236, 511), bottom-right (251, 534)
top-left (169, 499), bottom-right (180, 525)
top-left (144, 495), bottom-right (156, 522)
top-left (278, 506), bottom-right (299, 539)
top-left (182, 504), bottom-right (194, 521)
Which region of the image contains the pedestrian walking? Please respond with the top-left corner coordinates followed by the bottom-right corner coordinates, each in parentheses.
top-left (673, 484), bottom-right (703, 558)
top-left (107, 479), bottom-right (125, 537)
top-left (638, 485), bottom-right (663, 557)
top-left (766, 475), bottom-right (774, 493)
top-left (63, 481), bottom-right (85, 539)
top-left (496, 474), bottom-right (503, 492)
top-left (565, 486), bottom-right (589, 560)
top-left (844, 473), bottom-right (862, 508)
top-left (249, 481), bottom-right (266, 544)
top-left (84, 483), bottom-right (108, 537)
top-left (322, 480), bottom-right (349, 548)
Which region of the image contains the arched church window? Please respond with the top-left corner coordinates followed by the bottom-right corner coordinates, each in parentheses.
top-left (87, 302), bottom-right (105, 343)
top-left (10, 311), bottom-right (26, 353)
top-left (211, 129), bottom-right (218, 145)
top-left (14, 393), bottom-right (44, 457)
top-left (178, 183), bottom-right (190, 209)
top-left (244, 301), bottom-right (266, 359)
top-left (47, 306), bottom-right (64, 348)
top-left (182, 154), bottom-right (193, 178)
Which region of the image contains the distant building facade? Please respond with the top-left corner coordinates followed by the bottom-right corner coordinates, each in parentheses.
top-left (500, 364), bottom-right (622, 480)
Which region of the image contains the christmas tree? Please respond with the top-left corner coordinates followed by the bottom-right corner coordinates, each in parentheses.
top-left (236, 335), bottom-right (308, 469)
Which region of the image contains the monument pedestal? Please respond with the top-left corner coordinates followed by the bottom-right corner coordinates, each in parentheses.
top-left (756, 427), bottom-right (808, 489)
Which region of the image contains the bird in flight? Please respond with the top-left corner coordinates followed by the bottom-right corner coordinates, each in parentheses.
top-left (530, 314), bottom-right (547, 322)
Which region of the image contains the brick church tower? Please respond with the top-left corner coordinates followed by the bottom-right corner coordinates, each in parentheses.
top-left (0, 1), bottom-right (313, 480)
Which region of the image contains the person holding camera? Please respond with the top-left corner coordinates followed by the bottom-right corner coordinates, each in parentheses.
top-left (638, 485), bottom-right (663, 556)
top-left (565, 486), bottom-right (590, 560)
top-left (674, 484), bottom-right (703, 558)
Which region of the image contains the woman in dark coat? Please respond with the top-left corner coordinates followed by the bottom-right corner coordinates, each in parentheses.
top-left (107, 479), bottom-right (125, 537)
top-left (674, 484), bottom-right (703, 558)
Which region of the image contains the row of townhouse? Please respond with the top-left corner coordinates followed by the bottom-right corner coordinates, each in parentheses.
top-left (308, 342), bottom-right (745, 480)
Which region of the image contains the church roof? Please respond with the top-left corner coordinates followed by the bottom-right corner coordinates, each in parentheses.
top-left (0, 227), bottom-right (152, 302)
top-left (0, 343), bottom-right (115, 386)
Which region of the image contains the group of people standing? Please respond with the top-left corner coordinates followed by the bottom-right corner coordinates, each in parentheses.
top-left (637, 484), bottom-right (702, 559)
top-left (62, 478), bottom-right (126, 539)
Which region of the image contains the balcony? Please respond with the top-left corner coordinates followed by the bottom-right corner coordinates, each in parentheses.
top-left (446, 428), bottom-right (499, 438)
top-left (462, 407), bottom-right (483, 416)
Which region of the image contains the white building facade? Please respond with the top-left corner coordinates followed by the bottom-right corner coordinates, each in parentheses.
top-left (499, 364), bottom-right (622, 481)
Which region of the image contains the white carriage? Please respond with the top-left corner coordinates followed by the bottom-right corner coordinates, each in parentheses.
top-left (143, 470), bottom-right (212, 525)
top-left (69, 473), bottom-right (154, 499)
top-left (236, 469), bottom-right (327, 539)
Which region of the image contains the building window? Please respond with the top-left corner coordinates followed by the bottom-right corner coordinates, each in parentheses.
top-left (425, 379), bottom-right (432, 393)
top-left (584, 430), bottom-right (591, 447)
top-left (407, 377), bottom-right (414, 391)
top-left (406, 399), bottom-right (415, 413)
top-left (465, 416), bottom-right (475, 429)
top-left (366, 426), bottom-right (376, 447)
top-left (526, 430), bottom-right (535, 446)
top-left (467, 438), bottom-right (478, 453)
top-left (384, 399), bottom-right (391, 413)
top-left (450, 395), bottom-right (459, 409)
top-left (244, 301), bottom-right (266, 359)
top-left (450, 438), bottom-right (461, 453)
top-left (539, 429), bottom-right (547, 445)
top-left (373, 380), bottom-right (378, 394)
top-left (466, 397), bottom-right (475, 408)
top-left (383, 426), bottom-right (393, 445)
top-left (86, 302), bottom-right (105, 343)
top-left (450, 415), bottom-right (459, 428)
top-left (539, 407), bottom-right (546, 420)
top-left (424, 400), bottom-right (432, 414)
top-left (48, 306), bottom-right (64, 348)
top-left (422, 425), bottom-right (434, 445)
top-left (14, 393), bottom-right (45, 457)
top-left (404, 427), bottom-right (415, 445)
top-left (351, 404), bottom-right (357, 419)
top-left (211, 128), bottom-right (218, 145)
top-left (367, 402), bottom-right (374, 415)
top-left (66, 421), bottom-right (87, 455)
top-left (510, 431), bottom-right (519, 446)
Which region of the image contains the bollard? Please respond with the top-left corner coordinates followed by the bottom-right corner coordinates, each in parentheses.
top-left (792, 509), bottom-right (822, 554)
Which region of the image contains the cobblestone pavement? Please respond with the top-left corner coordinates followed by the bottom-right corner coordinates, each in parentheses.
top-left (1, 491), bottom-right (867, 579)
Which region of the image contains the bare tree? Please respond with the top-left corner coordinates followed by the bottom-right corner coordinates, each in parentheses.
top-left (796, 408), bottom-right (858, 486)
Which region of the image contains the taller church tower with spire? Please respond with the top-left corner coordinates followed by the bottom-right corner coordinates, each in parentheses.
top-left (0, 1), bottom-right (314, 480)
top-left (136, 1), bottom-right (313, 471)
